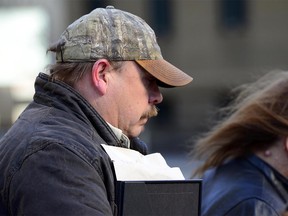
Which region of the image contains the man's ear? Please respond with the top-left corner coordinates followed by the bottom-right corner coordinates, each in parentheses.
top-left (91, 59), bottom-right (110, 95)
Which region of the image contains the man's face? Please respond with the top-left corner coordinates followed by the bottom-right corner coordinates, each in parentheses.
top-left (109, 61), bottom-right (163, 137)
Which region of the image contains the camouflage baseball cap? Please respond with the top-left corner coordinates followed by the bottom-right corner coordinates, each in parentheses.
top-left (54, 6), bottom-right (192, 87)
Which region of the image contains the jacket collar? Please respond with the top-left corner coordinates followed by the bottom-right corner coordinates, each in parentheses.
top-left (248, 155), bottom-right (288, 204)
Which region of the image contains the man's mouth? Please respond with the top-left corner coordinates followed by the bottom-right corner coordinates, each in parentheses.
top-left (141, 106), bottom-right (159, 120)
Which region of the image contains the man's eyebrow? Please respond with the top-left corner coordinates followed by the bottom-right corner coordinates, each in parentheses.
top-left (137, 63), bottom-right (157, 81)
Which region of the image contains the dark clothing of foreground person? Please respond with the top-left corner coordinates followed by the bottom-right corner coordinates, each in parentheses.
top-left (0, 6), bottom-right (192, 215)
top-left (192, 70), bottom-right (288, 216)
top-left (1, 74), bottom-right (119, 214)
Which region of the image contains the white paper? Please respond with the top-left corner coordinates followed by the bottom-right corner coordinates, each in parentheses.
top-left (101, 144), bottom-right (185, 181)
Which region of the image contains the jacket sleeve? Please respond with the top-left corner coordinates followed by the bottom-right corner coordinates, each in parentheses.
top-left (8, 143), bottom-right (114, 216)
top-left (224, 198), bottom-right (279, 216)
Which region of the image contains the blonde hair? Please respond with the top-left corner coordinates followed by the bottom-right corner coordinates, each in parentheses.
top-left (192, 70), bottom-right (288, 176)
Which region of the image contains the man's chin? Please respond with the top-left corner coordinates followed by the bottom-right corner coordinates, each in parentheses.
top-left (129, 125), bottom-right (145, 138)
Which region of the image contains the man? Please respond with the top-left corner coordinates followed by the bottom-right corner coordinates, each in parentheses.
top-left (191, 70), bottom-right (288, 215)
top-left (0, 6), bottom-right (192, 215)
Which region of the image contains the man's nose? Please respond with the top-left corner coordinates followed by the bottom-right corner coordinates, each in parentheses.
top-left (149, 86), bottom-right (163, 104)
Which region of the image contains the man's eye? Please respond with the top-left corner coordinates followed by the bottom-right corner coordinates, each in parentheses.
top-left (144, 78), bottom-right (155, 86)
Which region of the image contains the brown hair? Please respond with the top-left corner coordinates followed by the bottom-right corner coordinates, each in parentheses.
top-left (45, 61), bottom-right (123, 87)
top-left (192, 70), bottom-right (288, 176)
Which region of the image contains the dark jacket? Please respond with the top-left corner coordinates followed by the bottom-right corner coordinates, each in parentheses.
top-left (201, 155), bottom-right (288, 216)
top-left (0, 73), bottom-right (146, 215)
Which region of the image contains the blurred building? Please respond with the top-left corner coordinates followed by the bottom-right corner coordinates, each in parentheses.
top-left (1, 0), bottom-right (288, 177)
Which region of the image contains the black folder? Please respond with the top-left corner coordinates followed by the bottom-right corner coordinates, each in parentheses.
top-left (116, 180), bottom-right (202, 216)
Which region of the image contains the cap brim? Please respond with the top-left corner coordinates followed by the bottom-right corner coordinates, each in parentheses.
top-left (135, 59), bottom-right (193, 88)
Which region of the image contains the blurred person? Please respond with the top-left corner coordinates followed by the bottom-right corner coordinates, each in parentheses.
top-left (0, 6), bottom-right (192, 215)
top-left (191, 70), bottom-right (288, 216)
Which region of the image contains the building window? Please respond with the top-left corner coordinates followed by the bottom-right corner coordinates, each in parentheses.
top-left (149, 0), bottom-right (173, 36)
top-left (218, 0), bottom-right (249, 32)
